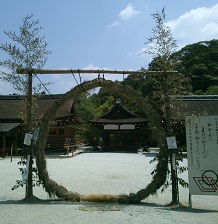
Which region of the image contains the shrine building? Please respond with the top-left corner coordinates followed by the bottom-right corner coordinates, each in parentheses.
top-left (89, 99), bottom-right (147, 152)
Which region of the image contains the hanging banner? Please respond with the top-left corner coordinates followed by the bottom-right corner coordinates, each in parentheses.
top-left (185, 115), bottom-right (218, 195)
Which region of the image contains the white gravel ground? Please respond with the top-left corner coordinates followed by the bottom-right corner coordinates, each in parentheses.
top-left (0, 151), bottom-right (218, 224)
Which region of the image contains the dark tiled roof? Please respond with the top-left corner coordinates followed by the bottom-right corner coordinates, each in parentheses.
top-left (90, 102), bottom-right (147, 124)
top-left (90, 95), bottom-right (218, 124)
top-left (0, 94), bottom-right (79, 123)
top-left (170, 95), bottom-right (218, 119)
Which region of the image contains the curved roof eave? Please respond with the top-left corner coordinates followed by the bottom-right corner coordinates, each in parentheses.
top-left (90, 118), bottom-right (147, 124)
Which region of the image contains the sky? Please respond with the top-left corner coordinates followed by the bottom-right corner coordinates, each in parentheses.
top-left (0, 0), bottom-right (218, 95)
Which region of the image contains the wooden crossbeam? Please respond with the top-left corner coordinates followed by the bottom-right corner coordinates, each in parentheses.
top-left (17, 68), bottom-right (178, 75)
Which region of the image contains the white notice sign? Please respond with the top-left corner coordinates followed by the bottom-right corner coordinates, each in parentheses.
top-left (185, 115), bottom-right (218, 195)
top-left (166, 136), bottom-right (177, 149)
top-left (24, 133), bottom-right (33, 146)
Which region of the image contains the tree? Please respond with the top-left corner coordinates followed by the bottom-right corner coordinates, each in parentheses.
top-left (205, 85), bottom-right (218, 95)
top-left (0, 14), bottom-right (51, 200)
top-left (94, 95), bottom-right (114, 118)
top-left (74, 92), bottom-right (100, 144)
top-left (171, 39), bottom-right (218, 92)
top-left (0, 14), bottom-right (51, 94)
top-left (0, 14), bottom-right (52, 131)
top-left (142, 8), bottom-right (191, 111)
top-left (142, 8), bottom-right (187, 206)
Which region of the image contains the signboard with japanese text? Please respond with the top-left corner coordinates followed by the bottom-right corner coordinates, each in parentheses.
top-left (185, 116), bottom-right (218, 195)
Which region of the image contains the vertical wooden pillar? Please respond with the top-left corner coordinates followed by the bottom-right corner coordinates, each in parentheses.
top-left (165, 94), bottom-right (179, 205)
top-left (2, 132), bottom-right (6, 149)
top-left (26, 72), bottom-right (33, 198)
top-left (2, 132), bottom-right (6, 158)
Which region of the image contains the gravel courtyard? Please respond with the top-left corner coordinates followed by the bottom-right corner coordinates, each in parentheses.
top-left (0, 151), bottom-right (218, 224)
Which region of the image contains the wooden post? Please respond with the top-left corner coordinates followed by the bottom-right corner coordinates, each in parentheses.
top-left (188, 194), bottom-right (192, 208)
top-left (27, 72), bottom-right (33, 133)
top-left (10, 144), bottom-right (13, 162)
top-left (25, 72), bottom-right (33, 198)
top-left (165, 90), bottom-right (179, 205)
top-left (2, 132), bottom-right (6, 158)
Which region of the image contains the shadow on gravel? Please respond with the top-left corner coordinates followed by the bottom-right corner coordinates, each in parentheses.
top-left (1, 200), bottom-right (217, 213)
top-left (121, 202), bottom-right (218, 213)
top-left (157, 204), bottom-right (218, 213)
top-left (0, 199), bottom-right (79, 205)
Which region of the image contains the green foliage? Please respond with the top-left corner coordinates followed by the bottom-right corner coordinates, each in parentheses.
top-left (149, 148), bottom-right (188, 193)
top-left (97, 83), bottom-right (123, 104)
top-left (171, 39), bottom-right (218, 92)
top-left (75, 92), bottom-right (98, 121)
top-left (143, 8), bottom-right (178, 70)
top-left (11, 156), bottom-right (42, 191)
top-left (124, 72), bottom-right (146, 94)
top-left (205, 85), bottom-right (218, 95)
top-left (194, 85), bottom-right (218, 95)
top-left (94, 96), bottom-right (114, 118)
top-left (194, 89), bottom-right (205, 95)
top-left (0, 14), bottom-right (51, 94)
top-left (141, 8), bottom-right (192, 114)
top-left (143, 8), bottom-right (190, 201)
top-left (74, 92), bottom-right (101, 144)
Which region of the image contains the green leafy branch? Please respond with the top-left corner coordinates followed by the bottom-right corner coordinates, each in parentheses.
top-left (11, 156), bottom-right (42, 191)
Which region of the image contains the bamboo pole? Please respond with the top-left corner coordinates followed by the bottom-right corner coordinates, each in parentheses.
top-left (17, 68), bottom-right (178, 75)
